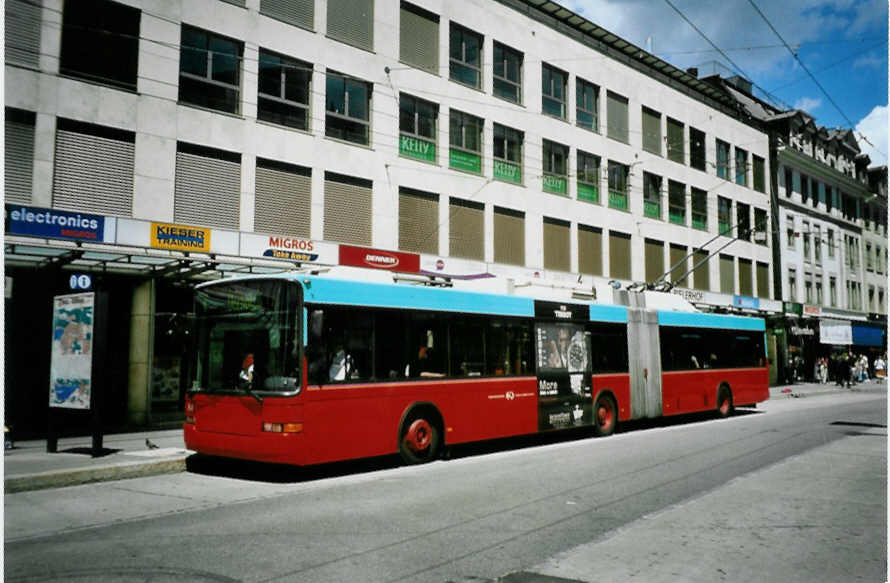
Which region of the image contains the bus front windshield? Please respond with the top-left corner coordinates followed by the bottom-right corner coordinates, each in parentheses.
top-left (194, 279), bottom-right (300, 395)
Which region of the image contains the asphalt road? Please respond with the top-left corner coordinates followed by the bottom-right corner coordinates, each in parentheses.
top-left (5, 390), bottom-right (886, 583)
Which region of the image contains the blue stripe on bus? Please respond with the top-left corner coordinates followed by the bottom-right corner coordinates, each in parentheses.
top-left (658, 310), bottom-right (765, 331)
top-left (589, 304), bottom-right (628, 323)
top-left (302, 278), bottom-right (535, 317)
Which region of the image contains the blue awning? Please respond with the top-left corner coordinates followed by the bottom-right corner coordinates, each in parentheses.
top-left (851, 323), bottom-right (885, 347)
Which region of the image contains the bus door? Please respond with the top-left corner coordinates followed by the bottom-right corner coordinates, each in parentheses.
top-left (533, 301), bottom-right (592, 431)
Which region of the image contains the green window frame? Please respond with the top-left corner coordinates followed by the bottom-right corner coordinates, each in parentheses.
top-left (449, 109), bottom-right (482, 173)
top-left (608, 161), bottom-right (629, 211)
top-left (691, 187), bottom-right (707, 230)
top-left (577, 150), bottom-right (600, 203)
top-left (399, 93), bottom-right (438, 162)
top-left (668, 180), bottom-right (685, 225)
top-left (718, 196), bottom-right (731, 235)
top-left (643, 172), bottom-right (662, 219)
top-left (542, 139), bottom-right (568, 195)
top-left (493, 123), bottom-right (523, 184)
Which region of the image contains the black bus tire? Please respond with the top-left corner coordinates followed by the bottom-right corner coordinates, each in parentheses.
top-left (593, 393), bottom-right (618, 437)
top-left (398, 410), bottom-right (441, 464)
top-left (716, 385), bottom-right (734, 418)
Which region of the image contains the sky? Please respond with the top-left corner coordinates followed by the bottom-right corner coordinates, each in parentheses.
top-left (564, 0), bottom-right (889, 166)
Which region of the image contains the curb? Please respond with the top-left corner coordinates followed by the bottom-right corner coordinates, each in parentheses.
top-left (4, 455), bottom-right (189, 493)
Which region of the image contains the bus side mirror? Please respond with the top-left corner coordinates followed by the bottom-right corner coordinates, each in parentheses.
top-left (310, 310), bottom-right (324, 339)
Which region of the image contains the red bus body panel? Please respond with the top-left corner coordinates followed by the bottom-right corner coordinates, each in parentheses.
top-left (592, 373), bottom-right (632, 421)
top-left (661, 367), bottom-right (769, 416)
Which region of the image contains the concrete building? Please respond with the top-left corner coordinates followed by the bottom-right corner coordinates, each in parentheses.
top-left (706, 77), bottom-right (888, 383)
top-left (5, 0), bottom-right (777, 435)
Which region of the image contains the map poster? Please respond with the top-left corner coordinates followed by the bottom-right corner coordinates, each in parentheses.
top-left (49, 292), bottom-right (94, 409)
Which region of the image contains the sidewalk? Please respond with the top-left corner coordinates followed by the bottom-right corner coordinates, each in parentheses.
top-left (4, 428), bottom-right (190, 493)
top-left (4, 379), bottom-right (886, 493)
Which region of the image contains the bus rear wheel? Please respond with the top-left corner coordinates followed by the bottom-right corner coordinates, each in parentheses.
top-left (593, 394), bottom-right (617, 437)
top-left (716, 385), bottom-right (734, 418)
top-left (399, 412), bottom-right (441, 464)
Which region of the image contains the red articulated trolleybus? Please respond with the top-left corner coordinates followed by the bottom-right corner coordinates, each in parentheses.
top-left (184, 270), bottom-right (769, 465)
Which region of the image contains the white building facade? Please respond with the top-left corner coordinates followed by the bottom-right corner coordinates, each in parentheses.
top-left (5, 0), bottom-right (776, 431)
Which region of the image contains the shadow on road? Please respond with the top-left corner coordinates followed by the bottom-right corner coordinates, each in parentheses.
top-left (185, 408), bottom-right (762, 484)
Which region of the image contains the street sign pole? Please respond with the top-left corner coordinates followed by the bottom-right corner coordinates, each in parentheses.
top-left (90, 288), bottom-right (108, 456)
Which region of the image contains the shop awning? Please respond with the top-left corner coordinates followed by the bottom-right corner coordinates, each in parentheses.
top-left (852, 323), bottom-right (886, 347)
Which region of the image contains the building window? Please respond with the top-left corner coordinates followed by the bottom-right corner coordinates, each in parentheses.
top-left (400, 3), bottom-right (439, 74)
top-left (644, 238), bottom-right (665, 285)
top-left (718, 196), bottom-right (731, 235)
top-left (450, 23), bottom-right (482, 88)
top-left (175, 142), bottom-right (240, 229)
top-left (879, 288), bottom-right (885, 311)
top-left (736, 202), bottom-right (750, 241)
top-left (802, 221), bottom-right (811, 261)
top-left (6, 0), bottom-right (42, 68)
top-left (5, 108), bottom-right (35, 205)
top-left (257, 49), bottom-right (310, 131)
top-left (720, 254), bottom-right (735, 294)
top-left (255, 158), bottom-right (311, 237)
top-left (643, 172), bottom-right (662, 220)
top-left (542, 64), bottom-right (567, 119)
top-left (739, 259), bottom-right (753, 297)
top-left (494, 206), bottom-right (525, 266)
top-left (866, 243), bottom-right (874, 271)
top-left (542, 139), bottom-right (568, 195)
top-left (877, 245), bottom-right (884, 274)
top-left (60, 0), bottom-right (140, 91)
top-left (642, 107), bottom-right (661, 155)
top-left (757, 261), bottom-right (770, 298)
top-left (449, 110), bottom-right (482, 174)
top-left (399, 187), bottom-right (439, 255)
top-left (754, 208), bottom-right (768, 246)
top-left (787, 216), bottom-right (796, 249)
top-left (327, 0), bottom-right (373, 51)
top-left (399, 93), bottom-right (438, 162)
top-left (577, 150), bottom-right (600, 203)
top-left (690, 127), bottom-right (706, 171)
top-left (800, 173), bottom-right (809, 204)
top-left (691, 188), bottom-right (707, 230)
top-left (450, 197), bottom-right (484, 260)
top-left (813, 225), bottom-right (822, 263)
top-left (804, 273), bottom-right (813, 304)
top-left (693, 248), bottom-right (710, 291)
top-left (810, 178), bottom-right (820, 207)
top-left (606, 91), bottom-right (629, 143)
top-left (785, 167), bottom-right (793, 198)
top-left (609, 231), bottom-right (632, 281)
top-left (668, 180), bottom-right (685, 225)
top-left (578, 225), bottom-right (603, 276)
top-left (326, 71), bottom-right (371, 146)
top-left (179, 26), bottom-right (243, 114)
top-left (576, 78), bottom-right (599, 132)
top-left (815, 274), bottom-right (824, 305)
top-left (868, 285), bottom-right (875, 312)
top-left (493, 42), bottom-right (522, 103)
top-left (667, 118), bottom-right (684, 164)
top-left (716, 139), bottom-right (731, 180)
top-left (788, 268), bottom-right (797, 301)
top-left (493, 123), bottom-right (523, 184)
top-left (608, 161), bottom-right (629, 211)
top-left (827, 228), bottom-right (835, 257)
top-left (735, 147), bottom-right (748, 186)
top-left (753, 155), bottom-right (765, 193)
top-left (829, 276), bottom-right (837, 306)
top-left (543, 217), bottom-right (570, 272)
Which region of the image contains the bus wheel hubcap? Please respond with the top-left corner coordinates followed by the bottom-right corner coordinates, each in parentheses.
top-left (406, 419), bottom-right (432, 452)
top-left (598, 404), bottom-right (612, 428)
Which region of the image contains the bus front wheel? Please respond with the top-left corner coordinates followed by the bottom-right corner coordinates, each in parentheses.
top-left (593, 394), bottom-right (617, 437)
top-left (399, 411), bottom-right (441, 464)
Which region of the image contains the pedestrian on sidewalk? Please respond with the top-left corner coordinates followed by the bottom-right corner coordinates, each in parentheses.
top-left (874, 355), bottom-right (886, 380)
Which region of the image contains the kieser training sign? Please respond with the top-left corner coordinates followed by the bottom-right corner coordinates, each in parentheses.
top-left (150, 222), bottom-right (211, 252)
top-left (5, 204), bottom-right (111, 242)
top-left (49, 293), bottom-right (94, 409)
